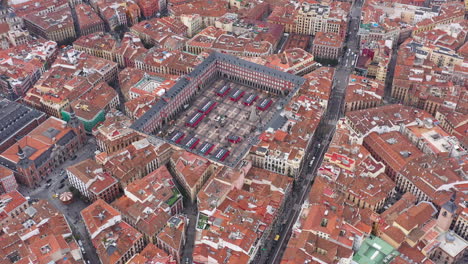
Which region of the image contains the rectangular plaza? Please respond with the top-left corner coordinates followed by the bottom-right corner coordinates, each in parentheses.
top-left (162, 78), bottom-right (281, 165)
top-left (132, 52), bottom-right (305, 167)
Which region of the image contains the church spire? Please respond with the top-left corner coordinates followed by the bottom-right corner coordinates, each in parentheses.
top-left (67, 104), bottom-right (80, 128)
top-left (17, 145), bottom-right (25, 160)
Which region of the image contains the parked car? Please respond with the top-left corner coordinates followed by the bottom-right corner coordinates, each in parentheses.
top-left (60, 178), bottom-right (66, 183)
top-left (58, 184), bottom-right (64, 189)
top-left (46, 183), bottom-right (51, 188)
top-left (46, 179), bottom-right (52, 183)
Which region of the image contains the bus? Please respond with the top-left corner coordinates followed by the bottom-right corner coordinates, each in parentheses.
top-left (169, 131), bottom-right (185, 144)
top-left (199, 142), bottom-right (215, 155)
top-left (242, 93), bottom-right (258, 106)
top-left (216, 85), bottom-right (231, 97)
top-left (257, 98), bottom-right (273, 111)
top-left (230, 89), bottom-right (245, 102)
top-left (199, 100), bottom-right (217, 115)
top-left (186, 112), bottom-right (205, 128)
top-left (185, 137), bottom-right (200, 150)
top-left (213, 148), bottom-right (230, 162)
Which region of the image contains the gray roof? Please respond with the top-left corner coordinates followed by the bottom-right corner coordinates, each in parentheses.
top-left (269, 115), bottom-right (288, 130)
top-left (42, 127), bottom-right (60, 139)
top-left (131, 99), bottom-right (167, 130)
top-left (0, 99), bottom-right (45, 145)
top-left (442, 200), bottom-right (457, 214)
top-left (163, 76), bottom-right (190, 100)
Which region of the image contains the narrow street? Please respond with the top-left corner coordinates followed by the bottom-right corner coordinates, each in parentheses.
top-left (384, 44), bottom-right (399, 102)
top-left (254, 0), bottom-right (365, 263)
top-left (180, 201), bottom-right (199, 263)
top-left (18, 138), bottom-right (100, 264)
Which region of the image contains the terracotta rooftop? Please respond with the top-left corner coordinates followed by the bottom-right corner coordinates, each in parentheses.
top-left (399, 154), bottom-right (465, 200)
top-left (124, 165), bottom-right (181, 207)
top-left (394, 202), bottom-right (437, 233)
top-left (101, 138), bottom-right (161, 184)
top-left (81, 199), bottom-right (121, 239)
top-left (131, 17), bottom-right (187, 41)
top-left (66, 159), bottom-right (117, 195)
top-left (68, 82), bottom-right (118, 121)
top-left (380, 192), bottom-right (417, 226)
top-left (1, 117), bottom-right (77, 164)
top-left (75, 4), bottom-right (104, 30)
top-left (169, 0), bottom-right (229, 18)
top-left (127, 243), bottom-right (176, 264)
top-left (93, 221), bottom-right (143, 264)
top-left (195, 168), bottom-right (289, 260)
top-left (1, 199), bottom-right (82, 263)
top-left (313, 31), bottom-right (344, 48)
top-left (156, 215), bottom-right (186, 253)
top-left (0, 190), bottom-right (26, 215)
top-left (242, 48), bottom-right (318, 75)
top-left (12, 0), bottom-right (68, 17)
top-left (23, 49), bottom-right (118, 110)
top-left (346, 104), bottom-right (433, 137)
top-left (24, 7), bottom-right (74, 32)
top-left (93, 109), bottom-right (141, 142)
top-left (136, 47), bottom-right (204, 74)
top-left (364, 131), bottom-right (423, 173)
top-left (74, 32), bottom-right (117, 52)
top-left (171, 150), bottom-right (211, 188)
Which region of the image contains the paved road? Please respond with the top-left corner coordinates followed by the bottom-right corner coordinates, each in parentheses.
top-left (180, 201), bottom-right (198, 263)
top-left (18, 137), bottom-right (100, 264)
top-left (383, 43), bottom-right (399, 102)
top-left (253, 0), bottom-right (365, 263)
top-left (275, 34), bottom-right (289, 53)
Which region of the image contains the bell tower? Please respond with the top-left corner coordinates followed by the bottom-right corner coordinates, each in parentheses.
top-left (67, 105), bottom-right (86, 145)
top-left (436, 192), bottom-right (457, 232)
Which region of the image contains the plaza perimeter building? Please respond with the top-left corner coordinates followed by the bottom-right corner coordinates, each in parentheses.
top-left (132, 52), bottom-right (305, 167)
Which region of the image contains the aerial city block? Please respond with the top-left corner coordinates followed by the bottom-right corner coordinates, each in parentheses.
top-left (0, 0), bottom-right (467, 263)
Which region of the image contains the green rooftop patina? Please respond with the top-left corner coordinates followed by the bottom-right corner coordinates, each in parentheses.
top-left (353, 236), bottom-right (399, 264)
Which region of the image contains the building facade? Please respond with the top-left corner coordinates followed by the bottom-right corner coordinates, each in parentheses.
top-left (23, 8), bottom-right (76, 44)
top-left (0, 167), bottom-right (18, 194)
top-left (67, 159), bottom-right (120, 203)
top-left (312, 31), bottom-right (343, 60)
top-left (75, 4), bottom-right (105, 36)
top-left (0, 114), bottom-right (85, 187)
